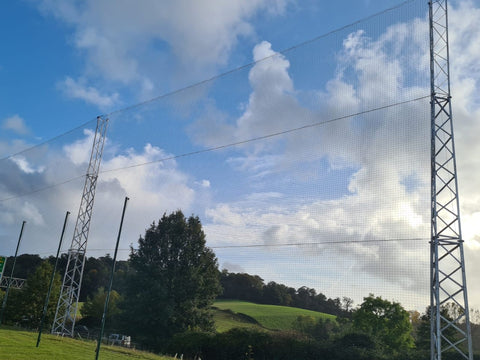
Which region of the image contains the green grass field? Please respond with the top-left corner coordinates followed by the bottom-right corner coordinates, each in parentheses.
top-left (0, 327), bottom-right (173, 360)
top-left (212, 306), bottom-right (262, 332)
top-left (213, 300), bottom-right (335, 332)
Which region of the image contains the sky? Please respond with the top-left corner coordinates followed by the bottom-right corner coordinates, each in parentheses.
top-left (1, 0), bottom-right (480, 311)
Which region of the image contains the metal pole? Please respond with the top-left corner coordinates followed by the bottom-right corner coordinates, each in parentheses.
top-left (0, 220), bottom-right (26, 325)
top-left (95, 197), bottom-right (129, 360)
top-left (37, 211), bottom-right (70, 347)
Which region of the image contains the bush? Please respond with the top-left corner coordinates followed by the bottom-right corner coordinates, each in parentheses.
top-left (167, 331), bottom-right (213, 359)
top-left (167, 328), bottom-right (329, 360)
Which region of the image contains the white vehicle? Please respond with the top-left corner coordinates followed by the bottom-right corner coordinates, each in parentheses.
top-left (108, 333), bottom-right (131, 347)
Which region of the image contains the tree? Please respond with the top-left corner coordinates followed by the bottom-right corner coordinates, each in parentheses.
top-left (293, 286), bottom-right (317, 310)
top-left (331, 331), bottom-right (381, 360)
top-left (24, 260), bottom-right (62, 329)
top-left (79, 255), bottom-right (130, 302)
top-left (219, 271), bottom-right (264, 303)
top-left (4, 254), bottom-right (43, 279)
top-left (342, 297), bottom-right (354, 313)
top-left (416, 304), bottom-right (459, 354)
top-left (263, 281), bottom-right (293, 306)
top-left (2, 260), bottom-right (61, 328)
top-left (292, 315), bottom-right (339, 342)
top-left (80, 287), bottom-right (121, 328)
top-left (79, 256), bottom-right (110, 301)
top-left (120, 211), bottom-right (221, 350)
top-left (352, 294), bottom-right (414, 356)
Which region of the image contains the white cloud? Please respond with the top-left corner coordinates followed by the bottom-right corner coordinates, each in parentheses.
top-left (221, 261), bottom-right (245, 273)
top-left (444, 1), bottom-right (480, 308)
top-left (2, 115), bottom-right (31, 135)
top-left (206, 204), bottom-right (246, 228)
top-left (101, 143), bottom-right (194, 209)
top-left (63, 129), bottom-right (96, 165)
top-left (202, 1), bottom-right (480, 308)
top-left (0, 130), bottom-right (197, 259)
top-left (36, 0), bottom-right (289, 99)
top-left (59, 77), bottom-right (119, 109)
top-left (20, 202), bottom-right (45, 226)
top-left (192, 5), bottom-right (466, 307)
top-left (10, 156), bottom-right (45, 174)
top-left (189, 40), bottom-right (313, 168)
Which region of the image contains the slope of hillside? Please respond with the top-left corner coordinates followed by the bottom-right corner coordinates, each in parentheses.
top-left (213, 300), bottom-right (336, 332)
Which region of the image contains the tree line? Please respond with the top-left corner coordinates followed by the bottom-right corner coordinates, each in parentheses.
top-left (1, 210), bottom-right (479, 359)
top-left (219, 271), bottom-right (351, 317)
top-left (1, 253), bottom-right (129, 302)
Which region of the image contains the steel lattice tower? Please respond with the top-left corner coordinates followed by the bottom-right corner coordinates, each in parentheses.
top-left (52, 116), bottom-right (108, 336)
top-left (429, 1), bottom-right (473, 359)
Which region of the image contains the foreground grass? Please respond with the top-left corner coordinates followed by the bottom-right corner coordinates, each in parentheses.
top-left (0, 327), bottom-right (173, 360)
top-left (213, 300), bottom-right (335, 332)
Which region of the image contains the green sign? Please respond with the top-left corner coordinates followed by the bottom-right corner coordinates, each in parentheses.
top-left (0, 256), bottom-right (6, 280)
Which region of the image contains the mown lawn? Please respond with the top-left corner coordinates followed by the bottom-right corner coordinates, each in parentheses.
top-left (0, 327), bottom-right (173, 360)
top-left (213, 300), bottom-right (335, 332)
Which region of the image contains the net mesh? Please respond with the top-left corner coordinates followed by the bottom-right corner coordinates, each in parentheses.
top-left (1, 0), bottom-right (435, 311)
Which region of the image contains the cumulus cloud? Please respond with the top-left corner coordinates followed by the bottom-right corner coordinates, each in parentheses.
top-left (63, 129), bottom-right (96, 166)
top-left (199, 180), bottom-right (211, 188)
top-left (221, 262), bottom-right (245, 273)
top-left (0, 130), bottom-right (198, 259)
top-left (10, 156), bottom-right (45, 174)
top-left (59, 77), bottom-right (120, 109)
top-left (449, 1), bottom-right (480, 224)
top-left (35, 0), bottom-right (289, 100)
top-left (2, 115), bottom-right (31, 135)
top-left (194, 1), bottom-right (480, 307)
top-left (443, 1), bottom-right (480, 307)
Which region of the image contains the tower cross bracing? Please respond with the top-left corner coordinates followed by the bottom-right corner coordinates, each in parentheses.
top-left (429, 1), bottom-right (473, 359)
top-left (52, 116), bottom-right (108, 336)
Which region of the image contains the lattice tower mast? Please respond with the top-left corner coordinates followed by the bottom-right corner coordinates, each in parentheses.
top-left (429, 1), bottom-right (472, 359)
top-left (52, 116), bottom-right (108, 336)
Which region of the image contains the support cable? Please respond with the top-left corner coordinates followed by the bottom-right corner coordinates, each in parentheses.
top-left (0, 95), bottom-right (429, 203)
top-left (0, 0), bottom-right (419, 162)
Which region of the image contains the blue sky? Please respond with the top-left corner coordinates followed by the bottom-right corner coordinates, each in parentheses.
top-left (0, 0), bottom-right (407, 139)
top-left (1, 0), bottom-right (480, 310)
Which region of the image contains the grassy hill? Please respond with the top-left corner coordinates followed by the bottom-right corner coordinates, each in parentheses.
top-left (0, 327), bottom-right (173, 360)
top-left (213, 300), bottom-right (336, 332)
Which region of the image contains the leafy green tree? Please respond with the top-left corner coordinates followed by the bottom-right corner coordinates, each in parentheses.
top-left (2, 260), bottom-right (61, 328)
top-left (416, 304), bottom-right (459, 356)
top-left (80, 257), bottom-right (110, 301)
top-left (0, 286), bottom-right (23, 324)
top-left (120, 211), bottom-right (221, 350)
top-left (219, 270), bottom-right (264, 302)
top-left (263, 281), bottom-right (293, 306)
top-left (79, 255), bottom-right (130, 301)
top-left (294, 286), bottom-right (318, 309)
top-left (342, 297), bottom-right (354, 313)
top-left (352, 294), bottom-right (414, 356)
top-left (292, 315), bottom-right (339, 341)
top-left (80, 287), bottom-right (121, 328)
top-left (4, 254), bottom-right (43, 279)
top-left (23, 260), bottom-right (62, 329)
top-left (331, 331), bottom-right (381, 360)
